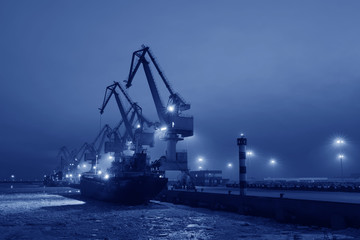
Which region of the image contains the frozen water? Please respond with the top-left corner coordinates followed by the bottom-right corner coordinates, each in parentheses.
top-left (0, 185), bottom-right (359, 240)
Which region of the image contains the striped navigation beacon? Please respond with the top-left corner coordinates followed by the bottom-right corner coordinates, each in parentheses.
top-left (237, 134), bottom-right (247, 196)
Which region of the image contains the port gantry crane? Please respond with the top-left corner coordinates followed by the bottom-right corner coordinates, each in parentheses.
top-left (104, 108), bottom-right (132, 161)
top-left (57, 146), bottom-right (77, 174)
top-left (85, 124), bottom-right (112, 168)
top-left (99, 81), bottom-right (156, 171)
top-left (125, 46), bottom-right (193, 170)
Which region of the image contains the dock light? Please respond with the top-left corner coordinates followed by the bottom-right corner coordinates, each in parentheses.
top-left (160, 126), bottom-right (167, 131)
top-left (338, 154), bottom-right (345, 180)
top-left (104, 174), bottom-right (109, 180)
top-left (97, 170), bottom-right (102, 175)
top-left (167, 105), bottom-right (175, 112)
top-left (334, 138), bottom-right (345, 146)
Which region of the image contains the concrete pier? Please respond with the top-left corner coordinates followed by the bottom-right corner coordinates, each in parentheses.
top-left (157, 189), bottom-right (360, 229)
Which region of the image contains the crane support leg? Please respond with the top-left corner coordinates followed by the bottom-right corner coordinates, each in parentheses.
top-left (166, 133), bottom-right (178, 162)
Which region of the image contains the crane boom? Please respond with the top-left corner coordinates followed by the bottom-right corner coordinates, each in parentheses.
top-left (124, 46), bottom-right (193, 168)
top-left (127, 48), bottom-right (166, 124)
top-left (99, 83), bottom-right (135, 141)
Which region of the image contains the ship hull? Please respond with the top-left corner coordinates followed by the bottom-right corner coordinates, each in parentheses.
top-left (80, 175), bottom-right (168, 204)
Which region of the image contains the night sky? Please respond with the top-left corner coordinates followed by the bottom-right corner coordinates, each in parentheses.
top-left (1, 1), bottom-right (359, 180)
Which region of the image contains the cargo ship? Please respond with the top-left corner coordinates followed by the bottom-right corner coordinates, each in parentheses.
top-left (80, 153), bottom-right (168, 204)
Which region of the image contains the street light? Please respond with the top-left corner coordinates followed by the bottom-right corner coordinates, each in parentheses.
top-left (269, 159), bottom-right (277, 178)
top-left (246, 151), bottom-right (253, 176)
top-left (338, 154), bottom-right (345, 180)
top-left (333, 137), bottom-right (346, 180)
top-left (334, 138), bottom-right (345, 146)
top-left (197, 157), bottom-right (205, 170)
top-left (269, 159), bottom-right (276, 166)
top-left (227, 163), bottom-right (233, 168)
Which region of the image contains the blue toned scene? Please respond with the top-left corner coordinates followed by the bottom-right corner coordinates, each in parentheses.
top-left (1, 1), bottom-right (360, 239)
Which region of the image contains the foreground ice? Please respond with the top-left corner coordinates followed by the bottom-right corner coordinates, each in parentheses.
top-left (0, 187), bottom-right (359, 240)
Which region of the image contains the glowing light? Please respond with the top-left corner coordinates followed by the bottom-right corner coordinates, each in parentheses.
top-left (198, 158), bottom-right (203, 162)
top-left (227, 163), bottom-right (233, 168)
top-left (240, 133), bottom-right (244, 137)
top-left (269, 159), bottom-right (276, 165)
top-left (69, 174), bottom-right (73, 177)
top-left (172, 122), bottom-right (175, 128)
top-left (338, 154), bottom-right (345, 159)
top-left (198, 166), bottom-right (203, 170)
top-left (11, 175), bottom-right (15, 178)
top-left (108, 155), bottom-right (114, 160)
top-left (160, 126), bottom-right (167, 131)
top-left (65, 174), bottom-right (69, 178)
top-left (104, 174), bottom-right (110, 180)
top-left (97, 170), bottom-right (102, 175)
top-left (167, 105), bottom-right (175, 112)
top-left (93, 166), bottom-right (96, 169)
top-left (246, 151), bottom-right (253, 156)
top-left (334, 138), bottom-right (345, 145)
top-left (78, 174), bottom-right (81, 177)
top-left (136, 124), bottom-right (141, 129)
top-left (82, 164), bottom-right (86, 168)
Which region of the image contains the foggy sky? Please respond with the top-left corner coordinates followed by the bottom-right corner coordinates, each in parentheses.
top-left (1, 0), bottom-right (360, 180)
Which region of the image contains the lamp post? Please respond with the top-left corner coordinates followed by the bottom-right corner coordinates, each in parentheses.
top-left (338, 154), bottom-right (344, 180)
top-left (246, 151), bottom-right (253, 177)
top-left (269, 159), bottom-right (277, 178)
top-left (334, 138), bottom-right (345, 180)
top-left (197, 157), bottom-right (204, 170)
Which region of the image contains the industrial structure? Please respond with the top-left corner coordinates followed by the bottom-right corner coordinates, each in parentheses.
top-left (48, 46), bottom-right (197, 202)
top-left (189, 170), bottom-right (228, 186)
top-left (237, 134), bottom-right (247, 196)
top-left (125, 46), bottom-right (193, 171)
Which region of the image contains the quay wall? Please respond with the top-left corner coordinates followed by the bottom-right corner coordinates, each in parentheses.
top-left (157, 190), bottom-right (360, 229)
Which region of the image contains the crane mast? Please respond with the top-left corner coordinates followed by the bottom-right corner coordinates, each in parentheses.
top-left (125, 46), bottom-right (193, 170)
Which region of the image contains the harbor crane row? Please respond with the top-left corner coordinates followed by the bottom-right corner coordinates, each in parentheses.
top-left (99, 82), bottom-right (156, 161)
